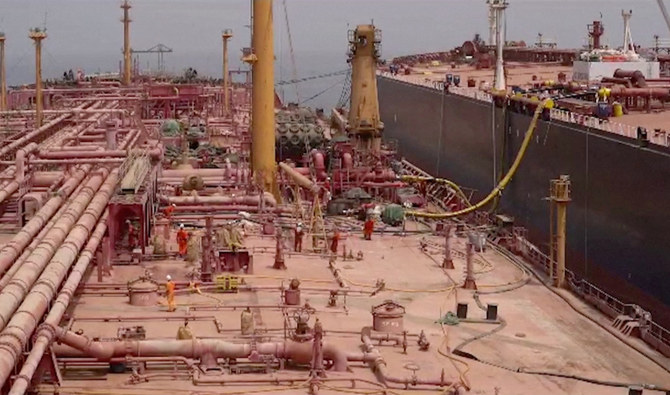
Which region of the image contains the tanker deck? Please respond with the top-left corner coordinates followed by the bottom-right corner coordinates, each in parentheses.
top-left (377, 59), bottom-right (670, 345)
top-left (0, 2), bottom-right (668, 395)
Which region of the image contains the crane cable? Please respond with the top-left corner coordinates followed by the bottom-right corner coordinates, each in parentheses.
top-left (405, 99), bottom-right (550, 219)
top-left (300, 77), bottom-right (347, 105)
top-left (336, 68), bottom-right (352, 109)
top-left (275, 69), bottom-right (349, 86)
top-left (281, 0), bottom-right (300, 103)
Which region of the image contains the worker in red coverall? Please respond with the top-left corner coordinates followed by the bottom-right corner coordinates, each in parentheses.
top-left (364, 216), bottom-right (374, 240)
top-left (294, 222), bottom-right (304, 252)
top-left (126, 220), bottom-right (138, 251)
top-left (164, 203), bottom-right (176, 223)
top-left (330, 228), bottom-right (341, 255)
top-left (177, 224), bottom-right (188, 257)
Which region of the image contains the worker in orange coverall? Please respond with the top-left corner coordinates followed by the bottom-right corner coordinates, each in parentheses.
top-left (177, 224), bottom-right (188, 257)
top-left (330, 228), bottom-right (341, 255)
top-left (363, 217), bottom-right (374, 240)
top-left (165, 274), bottom-right (176, 312)
top-left (126, 220), bottom-right (138, 251)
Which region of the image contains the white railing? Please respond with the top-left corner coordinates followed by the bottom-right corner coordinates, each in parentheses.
top-left (378, 71), bottom-right (670, 148)
top-left (377, 71), bottom-right (438, 90)
top-left (549, 108), bottom-right (670, 146)
top-left (448, 86), bottom-right (494, 103)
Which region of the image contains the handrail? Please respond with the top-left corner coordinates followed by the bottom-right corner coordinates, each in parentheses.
top-left (513, 232), bottom-right (670, 353)
top-left (394, 153), bottom-right (670, 354)
top-left (377, 71), bottom-right (670, 147)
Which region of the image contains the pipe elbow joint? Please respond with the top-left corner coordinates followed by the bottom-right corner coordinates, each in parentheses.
top-left (88, 342), bottom-right (116, 360)
top-left (56, 329), bottom-right (115, 361)
top-left (322, 344), bottom-right (349, 372)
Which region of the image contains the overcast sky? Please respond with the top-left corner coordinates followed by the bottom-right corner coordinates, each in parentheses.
top-left (0, 0), bottom-right (666, 107)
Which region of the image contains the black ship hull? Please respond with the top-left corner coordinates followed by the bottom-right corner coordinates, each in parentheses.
top-left (379, 76), bottom-right (670, 327)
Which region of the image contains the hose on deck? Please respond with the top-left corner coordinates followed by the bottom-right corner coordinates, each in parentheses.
top-left (405, 99), bottom-right (549, 219)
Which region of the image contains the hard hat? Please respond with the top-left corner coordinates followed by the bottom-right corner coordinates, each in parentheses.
top-left (166, 275), bottom-right (172, 281)
top-left (172, 203), bottom-right (176, 207)
top-left (180, 224), bottom-right (184, 228)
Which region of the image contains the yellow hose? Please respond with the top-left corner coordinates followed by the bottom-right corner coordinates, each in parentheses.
top-left (406, 99), bottom-right (549, 219)
top-left (399, 175), bottom-right (473, 206)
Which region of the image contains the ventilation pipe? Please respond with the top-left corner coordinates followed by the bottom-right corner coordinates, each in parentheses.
top-left (121, 0), bottom-right (132, 86)
top-left (28, 29), bottom-right (47, 128)
top-left (0, 33), bottom-right (6, 111)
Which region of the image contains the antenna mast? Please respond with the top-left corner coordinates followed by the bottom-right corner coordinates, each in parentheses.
top-left (622, 9), bottom-right (635, 54)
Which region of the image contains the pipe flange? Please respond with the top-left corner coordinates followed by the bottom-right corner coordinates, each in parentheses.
top-left (61, 239), bottom-right (81, 255)
top-left (51, 299), bottom-right (68, 312)
top-left (38, 237), bottom-right (61, 251)
top-left (84, 207), bottom-right (100, 217)
top-left (35, 276), bottom-right (59, 291)
top-left (57, 288), bottom-right (75, 301)
top-left (123, 340), bottom-right (135, 356)
top-left (0, 342), bottom-right (20, 359)
top-left (4, 241), bottom-right (22, 255)
top-left (0, 333), bottom-right (26, 358)
top-left (6, 278), bottom-right (30, 294)
top-left (31, 284), bottom-right (56, 303)
top-left (35, 323), bottom-right (57, 342)
top-left (12, 374), bottom-right (32, 385)
top-left (8, 323), bottom-right (34, 342)
top-left (78, 185), bottom-right (97, 196)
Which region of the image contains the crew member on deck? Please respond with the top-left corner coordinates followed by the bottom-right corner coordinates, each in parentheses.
top-left (364, 217), bottom-right (374, 240)
top-left (177, 224), bottom-right (188, 257)
top-left (126, 220), bottom-right (138, 251)
top-left (165, 275), bottom-right (176, 312)
top-left (330, 228), bottom-right (341, 255)
top-left (294, 222), bottom-right (304, 252)
top-left (164, 203), bottom-right (176, 225)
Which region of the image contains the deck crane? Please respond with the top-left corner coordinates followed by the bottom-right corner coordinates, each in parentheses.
top-left (658, 0), bottom-right (670, 36)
